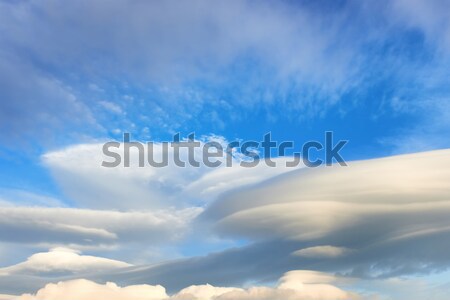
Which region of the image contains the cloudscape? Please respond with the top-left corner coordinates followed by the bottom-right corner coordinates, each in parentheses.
top-left (0, 0), bottom-right (450, 299)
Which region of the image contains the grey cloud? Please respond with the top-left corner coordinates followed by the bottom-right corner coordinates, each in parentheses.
top-left (0, 206), bottom-right (200, 247)
top-left (197, 150), bottom-right (450, 278)
top-left (202, 149), bottom-right (450, 239)
top-left (1, 150), bottom-right (449, 295)
top-left (73, 149), bottom-right (450, 291)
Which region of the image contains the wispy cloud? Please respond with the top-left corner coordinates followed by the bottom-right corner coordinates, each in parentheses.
top-left (2, 0), bottom-right (449, 143)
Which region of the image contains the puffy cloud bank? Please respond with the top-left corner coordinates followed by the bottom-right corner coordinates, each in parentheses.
top-left (16, 270), bottom-right (358, 300)
top-left (18, 280), bottom-right (167, 300)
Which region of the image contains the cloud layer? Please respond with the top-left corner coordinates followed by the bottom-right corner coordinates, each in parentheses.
top-left (201, 149), bottom-right (450, 277)
top-left (15, 270), bottom-right (358, 300)
top-left (0, 205), bottom-right (200, 248)
top-left (81, 149), bottom-right (450, 292)
top-left (0, 149), bottom-right (449, 297)
top-left (206, 149), bottom-right (450, 241)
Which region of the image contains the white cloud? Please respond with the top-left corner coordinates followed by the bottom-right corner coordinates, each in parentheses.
top-left (17, 279), bottom-right (167, 300)
top-left (391, 0), bottom-right (450, 52)
top-left (98, 101), bottom-right (123, 114)
top-left (0, 140), bottom-right (300, 273)
top-left (14, 270), bottom-right (358, 300)
top-left (0, 0), bottom-right (375, 139)
top-left (42, 142), bottom-right (301, 210)
top-left (1, 0), bottom-right (448, 146)
top-left (0, 248), bottom-right (131, 276)
top-left (0, 0), bottom-right (358, 89)
top-left (174, 284), bottom-right (242, 300)
top-left (292, 246), bottom-right (352, 259)
top-left (173, 270), bottom-right (357, 300)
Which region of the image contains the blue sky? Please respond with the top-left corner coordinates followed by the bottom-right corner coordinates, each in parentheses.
top-left (0, 0), bottom-right (450, 299)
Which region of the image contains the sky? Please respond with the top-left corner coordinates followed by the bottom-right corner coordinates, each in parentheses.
top-left (0, 0), bottom-right (450, 299)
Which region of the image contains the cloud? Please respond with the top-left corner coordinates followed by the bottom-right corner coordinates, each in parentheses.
top-left (172, 270), bottom-right (357, 300)
top-left (0, 189), bottom-right (62, 207)
top-left (0, 149), bottom-right (427, 293)
top-left (204, 149), bottom-right (450, 242)
top-left (380, 97), bottom-right (450, 154)
top-left (0, 48), bottom-right (96, 144)
top-left (0, 205), bottom-right (200, 247)
top-left (0, 0), bottom-right (359, 140)
top-left (173, 284), bottom-right (241, 300)
top-left (17, 279), bottom-right (167, 300)
top-left (42, 142), bottom-right (300, 210)
top-left (1, 149), bottom-right (449, 296)
top-left (200, 150), bottom-right (450, 276)
top-left (0, 139), bottom-right (300, 284)
top-left (292, 246), bottom-right (352, 259)
top-left (98, 101), bottom-right (123, 115)
top-left (390, 0), bottom-right (450, 52)
top-left (0, 248), bottom-right (131, 276)
top-left (85, 149), bottom-right (450, 291)
top-left (1, 0), bottom-right (449, 144)
top-left (0, 1), bottom-right (449, 298)
top-left (0, 0), bottom-right (359, 86)
top-left (5, 0), bottom-right (438, 140)
top-left (14, 270), bottom-right (358, 300)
